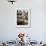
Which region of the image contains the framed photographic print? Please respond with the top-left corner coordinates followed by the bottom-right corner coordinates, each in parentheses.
top-left (16, 8), bottom-right (31, 28)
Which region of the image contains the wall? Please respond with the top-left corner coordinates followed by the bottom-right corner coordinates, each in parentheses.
top-left (0, 0), bottom-right (46, 42)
